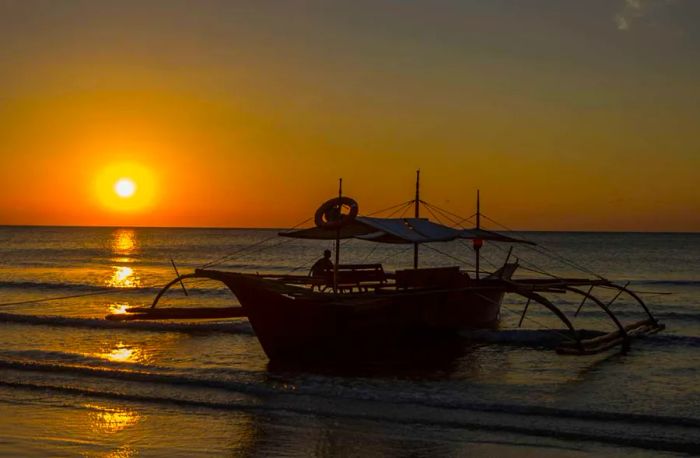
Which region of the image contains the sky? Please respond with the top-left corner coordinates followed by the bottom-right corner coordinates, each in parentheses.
top-left (0, 0), bottom-right (698, 231)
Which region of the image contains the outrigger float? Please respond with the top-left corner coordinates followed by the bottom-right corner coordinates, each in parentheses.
top-left (107, 173), bottom-right (665, 361)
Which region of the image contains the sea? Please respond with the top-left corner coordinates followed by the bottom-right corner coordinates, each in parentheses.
top-left (0, 226), bottom-right (698, 457)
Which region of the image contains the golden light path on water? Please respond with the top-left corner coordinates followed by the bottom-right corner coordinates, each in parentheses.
top-left (107, 303), bottom-right (130, 315)
top-left (103, 342), bottom-right (135, 363)
top-left (113, 229), bottom-right (136, 250)
top-left (107, 266), bottom-right (140, 289)
top-left (95, 341), bottom-right (150, 364)
top-left (84, 403), bottom-right (141, 434)
top-left (106, 229), bottom-right (140, 305)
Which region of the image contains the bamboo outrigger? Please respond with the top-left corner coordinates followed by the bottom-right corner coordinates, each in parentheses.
top-left (107, 173), bottom-right (665, 361)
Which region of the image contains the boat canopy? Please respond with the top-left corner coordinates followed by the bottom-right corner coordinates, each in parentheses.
top-left (279, 216), bottom-right (535, 245)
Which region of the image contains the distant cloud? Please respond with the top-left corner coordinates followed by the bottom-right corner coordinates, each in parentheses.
top-left (614, 0), bottom-right (674, 31)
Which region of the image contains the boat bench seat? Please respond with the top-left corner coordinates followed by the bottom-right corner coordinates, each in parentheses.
top-left (395, 266), bottom-right (465, 289)
top-left (309, 264), bottom-right (387, 292)
top-left (336, 263), bottom-right (387, 291)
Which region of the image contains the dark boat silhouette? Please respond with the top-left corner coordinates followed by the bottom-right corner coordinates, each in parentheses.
top-left (113, 173), bottom-right (665, 362)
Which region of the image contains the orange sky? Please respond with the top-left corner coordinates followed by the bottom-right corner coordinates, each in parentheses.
top-left (0, 1), bottom-right (698, 231)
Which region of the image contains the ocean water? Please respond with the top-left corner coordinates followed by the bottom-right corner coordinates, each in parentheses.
top-left (0, 226), bottom-right (698, 457)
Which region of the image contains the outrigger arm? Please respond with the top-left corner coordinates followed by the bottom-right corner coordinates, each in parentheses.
top-left (503, 278), bottom-right (664, 355)
top-left (151, 272), bottom-right (202, 308)
top-left (506, 287), bottom-right (583, 351)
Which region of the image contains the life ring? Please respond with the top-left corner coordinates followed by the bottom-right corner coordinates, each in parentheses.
top-left (314, 197), bottom-right (359, 228)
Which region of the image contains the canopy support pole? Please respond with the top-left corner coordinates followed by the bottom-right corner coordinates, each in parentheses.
top-left (413, 169), bottom-right (420, 269)
top-left (334, 178), bottom-right (342, 293)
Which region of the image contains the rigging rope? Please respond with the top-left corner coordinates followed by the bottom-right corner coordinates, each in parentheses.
top-left (200, 216), bottom-right (313, 269)
top-left (0, 277), bottom-right (217, 309)
top-left (202, 200), bottom-right (414, 271)
top-left (455, 239), bottom-right (500, 271)
top-left (421, 243), bottom-right (476, 270)
top-left (480, 213), bottom-right (605, 280)
top-left (366, 200), bottom-right (414, 217)
top-left (422, 203), bottom-right (447, 226)
top-left (420, 201), bottom-right (465, 227)
top-left (419, 200), bottom-right (468, 223)
top-left (0, 289), bottom-right (127, 308)
top-left (376, 244), bottom-right (414, 265)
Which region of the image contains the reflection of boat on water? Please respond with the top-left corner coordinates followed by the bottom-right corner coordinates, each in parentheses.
top-left (109, 173), bottom-right (665, 362)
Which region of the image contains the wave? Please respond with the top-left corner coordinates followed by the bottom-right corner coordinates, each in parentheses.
top-left (0, 378), bottom-right (698, 454)
top-left (571, 309), bottom-right (700, 323)
top-left (0, 359), bottom-right (276, 397)
top-left (1, 309), bottom-right (695, 348)
top-left (0, 279), bottom-right (234, 296)
top-left (0, 312), bottom-right (253, 334)
top-left (641, 333), bottom-right (700, 348)
top-left (631, 279), bottom-right (700, 287)
top-left (654, 311), bottom-right (700, 323)
top-left (0, 280), bottom-right (118, 293)
top-left (459, 329), bottom-right (579, 347)
top-left (459, 328), bottom-right (630, 347)
top-left (460, 328), bottom-right (700, 349)
top-left (2, 356), bottom-right (699, 429)
top-left (0, 349), bottom-right (160, 372)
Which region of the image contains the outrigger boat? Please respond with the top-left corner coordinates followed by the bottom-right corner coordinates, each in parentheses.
top-left (108, 173), bottom-right (665, 361)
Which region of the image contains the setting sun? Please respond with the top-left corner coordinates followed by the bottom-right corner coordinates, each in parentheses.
top-left (94, 162), bottom-right (158, 215)
top-left (114, 178), bottom-right (136, 198)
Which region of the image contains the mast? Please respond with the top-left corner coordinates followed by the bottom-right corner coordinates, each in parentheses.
top-left (476, 189), bottom-right (481, 229)
top-left (413, 170), bottom-right (420, 269)
top-left (475, 189), bottom-right (481, 280)
top-left (334, 178), bottom-right (342, 293)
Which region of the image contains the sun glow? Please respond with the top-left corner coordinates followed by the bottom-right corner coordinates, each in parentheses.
top-left (95, 162), bottom-right (157, 213)
top-left (114, 178), bottom-right (136, 198)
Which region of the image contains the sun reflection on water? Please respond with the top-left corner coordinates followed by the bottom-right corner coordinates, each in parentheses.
top-left (84, 403), bottom-right (140, 434)
top-left (112, 228), bottom-right (137, 255)
top-left (105, 446), bottom-right (138, 458)
top-left (106, 266), bottom-right (141, 288)
top-left (108, 303), bottom-right (130, 315)
top-left (99, 341), bottom-right (146, 364)
top-left (107, 229), bottom-right (142, 288)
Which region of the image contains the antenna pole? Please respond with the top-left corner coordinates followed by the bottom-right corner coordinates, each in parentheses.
top-left (413, 169), bottom-right (420, 269)
top-left (334, 178), bottom-right (342, 293)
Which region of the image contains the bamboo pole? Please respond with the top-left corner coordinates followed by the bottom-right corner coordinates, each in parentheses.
top-left (334, 178), bottom-right (342, 293)
top-left (475, 189), bottom-right (481, 280)
top-left (413, 169), bottom-right (420, 269)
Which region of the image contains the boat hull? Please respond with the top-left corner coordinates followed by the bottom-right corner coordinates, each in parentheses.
top-left (208, 271), bottom-right (505, 361)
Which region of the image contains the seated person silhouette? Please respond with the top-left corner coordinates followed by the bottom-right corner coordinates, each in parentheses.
top-left (310, 249), bottom-right (334, 290)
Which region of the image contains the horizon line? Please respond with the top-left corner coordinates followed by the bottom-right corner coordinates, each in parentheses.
top-left (0, 223), bottom-right (698, 235)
